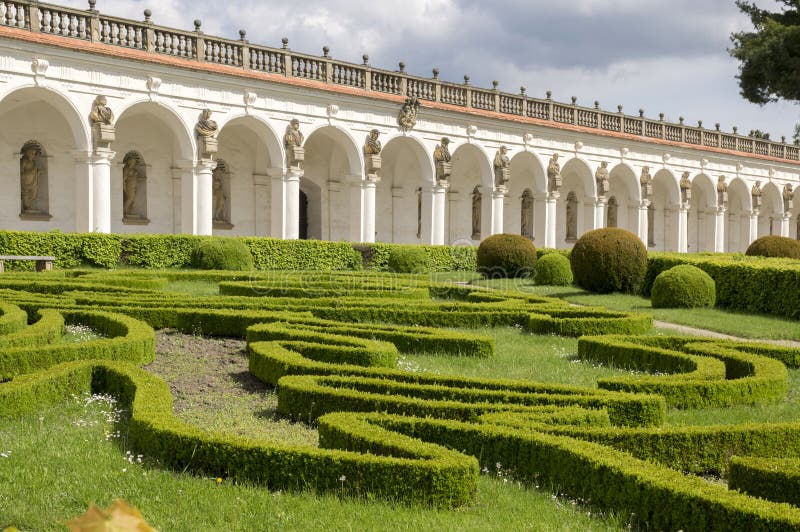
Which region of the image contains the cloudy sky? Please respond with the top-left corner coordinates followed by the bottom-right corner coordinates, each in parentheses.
top-left (62, 0), bottom-right (799, 140)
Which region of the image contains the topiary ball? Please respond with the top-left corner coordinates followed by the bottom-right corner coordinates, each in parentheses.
top-left (476, 234), bottom-right (536, 278)
top-left (196, 237), bottom-right (254, 271)
top-left (651, 264), bottom-right (716, 308)
top-left (570, 228), bottom-right (647, 294)
top-left (534, 252), bottom-right (573, 286)
top-left (745, 235), bottom-right (800, 259)
top-left (387, 246), bottom-right (430, 273)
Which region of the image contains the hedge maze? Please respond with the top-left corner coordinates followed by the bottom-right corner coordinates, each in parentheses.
top-left (3, 270), bottom-right (800, 528)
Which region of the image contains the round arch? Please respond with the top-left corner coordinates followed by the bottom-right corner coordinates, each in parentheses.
top-left (607, 162), bottom-right (641, 234)
top-left (727, 177), bottom-right (752, 252)
top-left (760, 181), bottom-right (784, 237)
top-left (448, 142), bottom-right (493, 243)
top-left (688, 173), bottom-right (717, 252)
top-left (650, 168), bottom-right (680, 251)
top-left (557, 156), bottom-right (596, 248)
top-left (505, 150), bottom-right (547, 241)
top-left (115, 99), bottom-right (195, 160)
top-left (217, 114), bottom-right (285, 168)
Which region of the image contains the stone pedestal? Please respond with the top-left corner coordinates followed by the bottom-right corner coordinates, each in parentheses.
top-left (594, 197), bottom-right (607, 230)
top-left (91, 150), bottom-right (114, 233)
top-left (436, 161), bottom-right (452, 182)
top-left (677, 204), bottom-right (689, 253)
top-left (271, 170), bottom-right (301, 240)
top-left (365, 154), bottom-right (381, 181)
top-left (545, 192), bottom-right (559, 248)
top-left (92, 123), bottom-right (115, 151)
top-left (637, 200), bottom-right (650, 246)
top-left (198, 137), bottom-right (218, 160)
top-left (714, 208), bottom-right (726, 252)
top-left (195, 160), bottom-right (216, 236)
top-left (782, 213), bottom-right (792, 238)
top-left (287, 146), bottom-right (305, 170)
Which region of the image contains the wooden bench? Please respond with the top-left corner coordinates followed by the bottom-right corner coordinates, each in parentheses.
top-left (0, 255), bottom-right (56, 273)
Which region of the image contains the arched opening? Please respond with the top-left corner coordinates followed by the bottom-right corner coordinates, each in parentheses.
top-left (377, 135), bottom-right (433, 243)
top-left (112, 101), bottom-right (193, 234)
top-left (688, 174), bottom-right (716, 252)
top-left (759, 182), bottom-right (783, 238)
top-left (121, 150), bottom-right (148, 223)
top-left (607, 163), bottom-right (640, 234)
top-left (650, 169), bottom-right (680, 251)
top-left (0, 86), bottom-right (89, 230)
top-left (303, 125), bottom-right (362, 241)
top-left (557, 158), bottom-right (595, 248)
top-left (504, 151), bottom-right (546, 241)
top-left (216, 116), bottom-right (281, 236)
top-left (727, 178), bottom-right (752, 252)
top-left (447, 143), bottom-right (492, 243)
top-left (299, 189), bottom-right (309, 240)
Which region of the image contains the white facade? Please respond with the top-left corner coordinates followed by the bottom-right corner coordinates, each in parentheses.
top-left (0, 16), bottom-right (798, 252)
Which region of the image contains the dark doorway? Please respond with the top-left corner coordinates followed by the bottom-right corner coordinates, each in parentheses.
top-left (299, 189), bottom-right (309, 240)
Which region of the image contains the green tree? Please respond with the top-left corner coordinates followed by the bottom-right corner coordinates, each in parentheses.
top-left (730, 1), bottom-right (800, 104)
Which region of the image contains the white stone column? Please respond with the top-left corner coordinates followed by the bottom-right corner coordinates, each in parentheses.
top-left (90, 150), bottom-right (114, 234)
top-left (491, 187), bottom-right (506, 236)
top-left (431, 183), bottom-right (448, 245)
top-left (284, 173), bottom-right (301, 240)
top-left (749, 211), bottom-right (759, 245)
top-left (594, 197), bottom-right (606, 230)
top-left (545, 192), bottom-right (559, 248)
top-left (714, 207), bottom-right (726, 252)
top-left (73, 151), bottom-right (93, 233)
top-left (180, 160), bottom-right (197, 234)
top-left (270, 169), bottom-right (286, 239)
top-left (253, 173), bottom-right (270, 237)
top-left (782, 213), bottom-right (792, 238)
top-left (677, 203), bottom-right (689, 253)
top-left (362, 178), bottom-right (377, 243)
top-left (195, 160), bottom-right (215, 236)
top-left (170, 168), bottom-right (182, 234)
top-left (637, 200), bottom-right (650, 246)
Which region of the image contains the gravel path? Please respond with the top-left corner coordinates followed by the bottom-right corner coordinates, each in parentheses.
top-left (654, 320), bottom-right (800, 348)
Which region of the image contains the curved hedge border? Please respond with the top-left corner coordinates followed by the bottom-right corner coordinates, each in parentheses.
top-left (578, 335), bottom-right (789, 408)
top-left (729, 457), bottom-right (800, 506)
top-left (0, 301), bottom-right (27, 336)
top-left (0, 309), bottom-right (63, 349)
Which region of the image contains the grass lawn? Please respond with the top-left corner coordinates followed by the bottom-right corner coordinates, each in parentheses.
top-left (474, 279), bottom-right (800, 341)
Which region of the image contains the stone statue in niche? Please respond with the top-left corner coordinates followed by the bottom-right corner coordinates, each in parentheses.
top-left (521, 189), bottom-right (533, 238)
top-left (547, 154), bottom-right (561, 193)
top-left (434, 137), bottom-right (452, 184)
top-left (284, 118), bottom-right (305, 169)
top-left (566, 191), bottom-right (578, 241)
top-left (783, 183), bottom-right (794, 213)
top-left (640, 166), bottom-right (653, 199)
top-left (363, 129), bottom-right (382, 181)
top-left (717, 176), bottom-right (728, 208)
top-left (213, 165), bottom-right (228, 222)
top-left (595, 161), bottom-right (609, 197)
top-left (89, 95), bottom-right (114, 125)
top-left (680, 172), bottom-right (692, 204)
top-left (471, 186), bottom-right (482, 240)
top-left (607, 196), bottom-right (618, 228)
top-left (752, 181), bottom-right (763, 210)
top-left (122, 152), bottom-right (142, 219)
top-left (196, 109), bottom-right (218, 159)
top-left (493, 145), bottom-right (510, 188)
top-left (397, 97), bottom-right (420, 132)
top-left (20, 142), bottom-right (41, 213)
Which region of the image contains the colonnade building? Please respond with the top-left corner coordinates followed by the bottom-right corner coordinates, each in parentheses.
top-left (1, 0), bottom-right (799, 252)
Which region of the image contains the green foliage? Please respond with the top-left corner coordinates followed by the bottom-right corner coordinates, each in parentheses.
top-left (0, 302), bottom-right (28, 336)
top-left (476, 234), bottom-right (536, 279)
top-left (242, 238), bottom-right (362, 271)
top-left (729, 457), bottom-right (800, 506)
top-left (356, 243), bottom-right (477, 272)
top-left (730, 0), bottom-right (800, 104)
top-left (0, 230), bottom-right (121, 269)
top-left (533, 253), bottom-right (573, 286)
top-left (570, 228), bottom-right (647, 294)
top-left (195, 238), bottom-right (254, 271)
top-left (745, 235), bottom-right (800, 258)
top-left (651, 265), bottom-right (716, 309)
top-left (121, 235), bottom-right (200, 268)
top-left (387, 246), bottom-right (430, 273)
top-left (528, 307), bottom-right (652, 337)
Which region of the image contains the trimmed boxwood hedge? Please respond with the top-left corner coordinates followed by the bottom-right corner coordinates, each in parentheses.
top-left (745, 235), bottom-right (800, 259)
top-left (476, 234), bottom-right (537, 278)
top-left (729, 457), bottom-right (800, 506)
top-left (570, 228), bottom-right (647, 294)
top-left (651, 264), bottom-right (715, 309)
top-left (533, 252), bottom-right (573, 286)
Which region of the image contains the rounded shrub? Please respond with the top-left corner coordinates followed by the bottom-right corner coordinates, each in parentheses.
top-left (745, 235), bottom-right (800, 259)
top-left (476, 234), bottom-right (536, 278)
top-left (195, 238), bottom-right (254, 271)
top-left (387, 246), bottom-right (430, 273)
top-left (534, 253), bottom-right (573, 286)
top-left (651, 265), bottom-right (716, 309)
top-left (570, 228), bottom-right (646, 294)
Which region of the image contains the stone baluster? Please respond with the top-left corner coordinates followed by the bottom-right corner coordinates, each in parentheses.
top-left (194, 19), bottom-right (204, 62)
top-left (28, 0), bottom-right (40, 32)
top-left (87, 0), bottom-right (101, 41)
